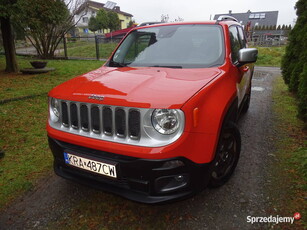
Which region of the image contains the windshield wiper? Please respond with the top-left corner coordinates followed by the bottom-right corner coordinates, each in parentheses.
top-left (150, 65), bottom-right (182, 69)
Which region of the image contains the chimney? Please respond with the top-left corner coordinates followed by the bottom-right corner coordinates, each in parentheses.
top-left (229, 10), bottom-right (232, 15)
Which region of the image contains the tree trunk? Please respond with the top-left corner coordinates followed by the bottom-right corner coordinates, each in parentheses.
top-left (1, 17), bottom-right (18, 73)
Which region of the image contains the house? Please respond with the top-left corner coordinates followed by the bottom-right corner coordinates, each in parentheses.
top-left (74, 1), bottom-right (133, 35)
top-left (214, 10), bottom-right (278, 28)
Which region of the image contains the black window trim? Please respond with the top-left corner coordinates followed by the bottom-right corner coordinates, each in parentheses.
top-left (229, 25), bottom-right (241, 65)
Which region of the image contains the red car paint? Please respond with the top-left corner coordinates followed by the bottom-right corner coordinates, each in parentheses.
top-left (47, 19), bottom-right (257, 202)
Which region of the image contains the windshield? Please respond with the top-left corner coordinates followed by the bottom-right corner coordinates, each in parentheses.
top-left (108, 24), bottom-right (225, 69)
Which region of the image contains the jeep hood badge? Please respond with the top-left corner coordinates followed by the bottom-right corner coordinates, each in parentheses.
top-left (88, 94), bottom-right (104, 101)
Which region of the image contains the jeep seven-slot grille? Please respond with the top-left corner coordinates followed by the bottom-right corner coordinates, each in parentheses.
top-left (60, 101), bottom-right (141, 140)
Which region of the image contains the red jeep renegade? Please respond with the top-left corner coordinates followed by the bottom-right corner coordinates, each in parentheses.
top-left (47, 16), bottom-right (258, 203)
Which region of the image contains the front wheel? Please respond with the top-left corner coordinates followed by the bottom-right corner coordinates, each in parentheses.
top-left (208, 122), bottom-right (241, 188)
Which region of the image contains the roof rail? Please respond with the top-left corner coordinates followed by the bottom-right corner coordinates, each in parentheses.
top-left (216, 15), bottom-right (238, 24)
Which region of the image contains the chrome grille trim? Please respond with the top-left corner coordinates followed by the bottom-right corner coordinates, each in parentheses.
top-left (49, 99), bottom-right (185, 147)
top-left (60, 101), bottom-right (141, 140)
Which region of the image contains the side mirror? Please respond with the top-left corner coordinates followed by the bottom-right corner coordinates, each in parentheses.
top-left (237, 48), bottom-right (258, 66)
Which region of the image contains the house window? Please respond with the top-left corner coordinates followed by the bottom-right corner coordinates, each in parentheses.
top-left (249, 14), bottom-right (255, 19)
top-left (260, 13), bottom-right (266, 19)
top-left (254, 14), bottom-right (260, 19)
top-left (82, 17), bottom-right (88, 23)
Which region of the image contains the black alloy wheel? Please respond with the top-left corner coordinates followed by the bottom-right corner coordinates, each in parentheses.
top-left (208, 122), bottom-right (241, 187)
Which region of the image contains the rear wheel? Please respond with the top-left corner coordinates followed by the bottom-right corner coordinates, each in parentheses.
top-left (208, 122), bottom-right (241, 187)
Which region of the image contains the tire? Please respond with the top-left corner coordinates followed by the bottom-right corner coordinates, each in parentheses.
top-left (208, 122), bottom-right (241, 188)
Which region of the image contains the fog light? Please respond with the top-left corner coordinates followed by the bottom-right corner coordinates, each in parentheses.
top-left (155, 174), bottom-right (189, 193)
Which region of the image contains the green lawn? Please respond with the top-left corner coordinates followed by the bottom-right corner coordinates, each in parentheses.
top-left (57, 41), bottom-right (118, 59)
top-left (0, 56), bottom-right (103, 101)
top-left (254, 46), bottom-right (285, 67)
top-left (271, 77), bottom-right (307, 228)
top-left (0, 56), bottom-right (103, 209)
top-left (0, 96), bottom-right (51, 208)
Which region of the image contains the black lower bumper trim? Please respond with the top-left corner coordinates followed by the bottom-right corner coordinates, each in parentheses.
top-left (48, 136), bottom-right (210, 204)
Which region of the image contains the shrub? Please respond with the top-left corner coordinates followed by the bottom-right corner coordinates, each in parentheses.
top-left (281, 0), bottom-right (307, 121)
top-left (298, 64), bottom-right (307, 121)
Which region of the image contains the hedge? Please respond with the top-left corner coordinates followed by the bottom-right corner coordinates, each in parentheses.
top-left (281, 0), bottom-right (307, 121)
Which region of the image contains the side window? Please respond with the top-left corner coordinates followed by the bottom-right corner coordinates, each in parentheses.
top-left (237, 26), bottom-right (247, 48)
top-left (124, 34), bottom-right (152, 64)
top-left (229, 26), bottom-right (241, 63)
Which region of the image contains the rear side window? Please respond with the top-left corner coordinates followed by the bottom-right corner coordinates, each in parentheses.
top-left (237, 26), bottom-right (247, 48)
top-left (229, 26), bottom-right (241, 64)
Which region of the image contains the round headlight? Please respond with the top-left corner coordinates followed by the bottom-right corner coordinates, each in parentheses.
top-left (152, 109), bottom-right (180, 134)
top-left (50, 98), bottom-right (60, 122)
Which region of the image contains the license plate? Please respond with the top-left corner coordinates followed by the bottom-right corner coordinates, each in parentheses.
top-left (64, 152), bottom-right (117, 178)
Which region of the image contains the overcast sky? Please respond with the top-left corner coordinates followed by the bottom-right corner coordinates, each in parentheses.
top-left (96, 0), bottom-right (297, 26)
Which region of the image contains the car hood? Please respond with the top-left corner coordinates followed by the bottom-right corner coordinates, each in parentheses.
top-left (49, 66), bottom-right (222, 108)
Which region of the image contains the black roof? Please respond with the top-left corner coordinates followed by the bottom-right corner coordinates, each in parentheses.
top-left (214, 10), bottom-right (278, 27)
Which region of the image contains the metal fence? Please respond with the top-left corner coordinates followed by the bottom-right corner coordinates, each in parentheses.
top-left (13, 36), bottom-right (121, 60)
top-left (5, 34), bottom-right (286, 60)
top-left (249, 40), bottom-right (286, 47)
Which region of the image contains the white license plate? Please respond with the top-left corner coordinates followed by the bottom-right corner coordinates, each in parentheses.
top-left (64, 152), bottom-right (117, 178)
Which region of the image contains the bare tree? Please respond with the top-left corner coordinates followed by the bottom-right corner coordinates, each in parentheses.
top-left (161, 14), bottom-right (169, 23)
top-left (161, 14), bottom-right (184, 23)
top-left (15, 0), bottom-right (88, 59)
top-left (174, 17), bottom-right (184, 22)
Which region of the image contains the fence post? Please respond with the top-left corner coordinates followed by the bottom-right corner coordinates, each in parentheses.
top-left (63, 35), bottom-right (68, 59)
top-left (95, 35), bottom-right (100, 60)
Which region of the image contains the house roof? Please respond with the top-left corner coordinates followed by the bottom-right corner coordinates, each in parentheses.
top-left (76, 0), bottom-right (133, 17)
top-left (214, 10), bottom-right (278, 27)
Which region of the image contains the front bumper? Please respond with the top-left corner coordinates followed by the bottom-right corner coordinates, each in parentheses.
top-left (48, 137), bottom-right (211, 203)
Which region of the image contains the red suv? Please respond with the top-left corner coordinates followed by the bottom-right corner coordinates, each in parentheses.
top-left (47, 16), bottom-right (257, 203)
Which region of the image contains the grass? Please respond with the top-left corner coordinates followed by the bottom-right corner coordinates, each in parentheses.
top-left (58, 42), bottom-right (118, 59)
top-left (0, 47), bottom-right (299, 226)
top-left (0, 96), bottom-right (50, 208)
top-left (0, 55), bottom-right (103, 209)
top-left (271, 77), bottom-right (307, 229)
top-left (0, 56), bottom-right (103, 101)
top-left (254, 46), bottom-right (286, 67)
